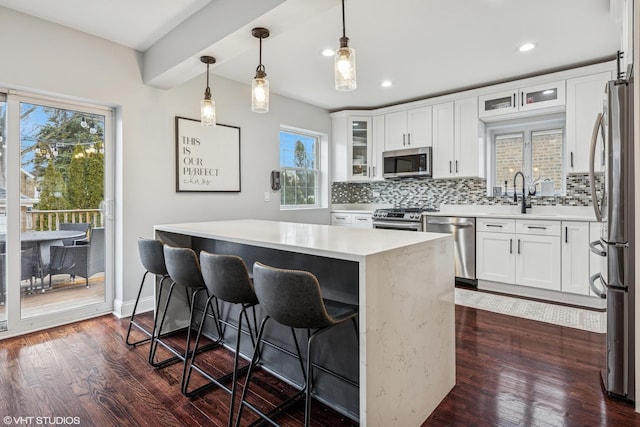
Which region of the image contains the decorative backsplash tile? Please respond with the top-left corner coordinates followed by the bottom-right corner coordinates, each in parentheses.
top-left (331, 173), bottom-right (601, 209)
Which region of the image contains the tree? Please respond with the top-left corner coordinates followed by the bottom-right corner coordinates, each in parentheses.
top-left (66, 144), bottom-right (104, 209)
top-left (37, 162), bottom-right (69, 211)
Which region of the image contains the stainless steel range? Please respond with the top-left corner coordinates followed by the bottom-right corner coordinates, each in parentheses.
top-left (372, 208), bottom-right (435, 231)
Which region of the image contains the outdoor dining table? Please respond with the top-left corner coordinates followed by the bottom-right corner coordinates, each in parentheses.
top-left (0, 230), bottom-right (87, 287)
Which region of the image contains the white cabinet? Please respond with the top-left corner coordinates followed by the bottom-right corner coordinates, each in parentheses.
top-left (477, 218), bottom-right (561, 291)
top-left (432, 97), bottom-right (483, 178)
top-left (561, 222), bottom-right (591, 295)
top-left (611, 0), bottom-right (634, 76)
top-left (384, 106), bottom-right (432, 150)
top-left (331, 112), bottom-right (381, 182)
top-left (432, 102), bottom-right (454, 178)
top-left (330, 212), bottom-right (372, 228)
top-left (565, 72), bottom-right (611, 173)
top-left (478, 80), bottom-right (566, 119)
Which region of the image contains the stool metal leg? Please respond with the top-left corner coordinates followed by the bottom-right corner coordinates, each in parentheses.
top-left (126, 271), bottom-right (168, 347)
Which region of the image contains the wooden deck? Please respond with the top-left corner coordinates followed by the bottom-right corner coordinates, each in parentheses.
top-left (0, 274), bottom-right (105, 319)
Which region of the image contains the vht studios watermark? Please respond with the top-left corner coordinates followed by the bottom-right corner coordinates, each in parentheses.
top-left (3, 416), bottom-right (81, 425)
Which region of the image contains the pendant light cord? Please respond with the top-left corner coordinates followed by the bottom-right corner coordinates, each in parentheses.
top-left (341, 0), bottom-right (346, 38)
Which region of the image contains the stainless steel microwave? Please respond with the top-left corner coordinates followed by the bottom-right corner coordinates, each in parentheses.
top-left (383, 147), bottom-right (432, 179)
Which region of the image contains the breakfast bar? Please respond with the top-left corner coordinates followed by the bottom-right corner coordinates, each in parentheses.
top-left (154, 219), bottom-right (455, 426)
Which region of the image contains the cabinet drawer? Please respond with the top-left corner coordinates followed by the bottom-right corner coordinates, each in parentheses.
top-left (331, 213), bottom-right (353, 226)
top-left (352, 214), bottom-right (373, 228)
top-left (477, 217), bottom-right (515, 233)
top-left (515, 219), bottom-right (561, 236)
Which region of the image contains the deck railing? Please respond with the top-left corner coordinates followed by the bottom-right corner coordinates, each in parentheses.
top-left (27, 209), bottom-right (104, 231)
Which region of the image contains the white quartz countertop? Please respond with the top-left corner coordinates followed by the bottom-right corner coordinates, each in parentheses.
top-left (427, 205), bottom-right (598, 222)
top-left (155, 219), bottom-right (449, 261)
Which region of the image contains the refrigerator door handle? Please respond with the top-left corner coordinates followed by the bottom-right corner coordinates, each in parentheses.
top-left (589, 240), bottom-right (607, 257)
top-left (589, 273), bottom-right (607, 299)
top-left (589, 112), bottom-right (605, 222)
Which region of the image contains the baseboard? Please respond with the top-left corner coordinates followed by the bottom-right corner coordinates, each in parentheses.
top-left (112, 296), bottom-right (155, 318)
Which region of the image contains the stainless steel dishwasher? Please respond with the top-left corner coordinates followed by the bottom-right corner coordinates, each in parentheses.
top-left (423, 215), bottom-right (477, 287)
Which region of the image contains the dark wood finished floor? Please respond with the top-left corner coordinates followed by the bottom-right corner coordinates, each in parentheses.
top-left (0, 306), bottom-right (637, 426)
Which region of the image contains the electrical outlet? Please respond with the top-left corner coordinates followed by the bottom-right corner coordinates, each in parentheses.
top-left (264, 191), bottom-right (270, 202)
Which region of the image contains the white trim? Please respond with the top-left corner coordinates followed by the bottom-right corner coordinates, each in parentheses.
top-left (113, 295), bottom-right (155, 319)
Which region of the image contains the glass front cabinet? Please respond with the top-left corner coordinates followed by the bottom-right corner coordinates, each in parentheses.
top-left (348, 116), bottom-right (373, 180)
top-left (479, 80), bottom-right (566, 119)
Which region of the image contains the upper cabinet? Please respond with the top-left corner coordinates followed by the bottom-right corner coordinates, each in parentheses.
top-left (610, 0), bottom-right (634, 76)
top-left (432, 97), bottom-right (484, 178)
top-left (478, 80), bottom-right (566, 120)
top-left (565, 71), bottom-right (611, 173)
top-left (384, 106), bottom-right (432, 150)
top-left (331, 112), bottom-right (382, 182)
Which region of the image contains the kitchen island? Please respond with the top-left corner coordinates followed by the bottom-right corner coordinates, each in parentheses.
top-left (154, 219), bottom-right (454, 426)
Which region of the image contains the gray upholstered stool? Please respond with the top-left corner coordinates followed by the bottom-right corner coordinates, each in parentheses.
top-left (149, 245), bottom-right (222, 388)
top-left (182, 252), bottom-right (259, 425)
top-left (235, 262), bottom-right (359, 427)
top-left (125, 238), bottom-right (170, 347)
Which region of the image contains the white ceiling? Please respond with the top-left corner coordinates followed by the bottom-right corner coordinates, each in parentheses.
top-left (0, 0), bottom-right (622, 111)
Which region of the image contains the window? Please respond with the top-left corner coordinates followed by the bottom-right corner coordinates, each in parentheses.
top-left (280, 129), bottom-right (319, 207)
top-left (489, 115), bottom-right (565, 195)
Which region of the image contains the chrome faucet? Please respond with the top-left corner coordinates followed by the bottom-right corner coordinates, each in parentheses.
top-left (513, 171), bottom-right (530, 214)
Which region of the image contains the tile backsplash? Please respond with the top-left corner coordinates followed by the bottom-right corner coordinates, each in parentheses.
top-left (331, 173), bottom-right (600, 210)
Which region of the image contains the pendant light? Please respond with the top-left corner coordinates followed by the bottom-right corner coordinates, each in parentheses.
top-left (251, 27), bottom-right (270, 113)
top-left (334, 0), bottom-right (356, 91)
top-left (200, 55), bottom-right (217, 127)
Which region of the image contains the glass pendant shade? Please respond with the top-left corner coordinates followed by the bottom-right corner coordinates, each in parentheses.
top-left (200, 97), bottom-right (216, 127)
top-left (335, 45), bottom-right (356, 91)
top-left (251, 76), bottom-right (269, 113)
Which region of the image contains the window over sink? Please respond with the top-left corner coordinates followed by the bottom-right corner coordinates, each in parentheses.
top-left (487, 114), bottom-right (565, 196)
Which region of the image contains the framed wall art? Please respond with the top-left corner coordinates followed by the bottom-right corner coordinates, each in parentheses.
top-left (175, 116), bottom-right (241, 192)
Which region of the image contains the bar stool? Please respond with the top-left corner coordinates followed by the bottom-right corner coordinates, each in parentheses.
top-left (149, 245), bottom-right (222, 382)
top-left (125, 238), bottom-right (170, 347)
top-left (235, 262), bottom-right (359, 427)
top-left (183, 252), bottom-right (259, 425)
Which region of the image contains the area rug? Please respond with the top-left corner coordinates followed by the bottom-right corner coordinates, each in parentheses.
top-left (455, 288), bottom-right (606, 333)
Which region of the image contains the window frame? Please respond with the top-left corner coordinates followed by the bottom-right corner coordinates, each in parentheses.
top-left (486, 114), bottom-right (566, 196)
top-left (279, 127), bottom-right (321, 210)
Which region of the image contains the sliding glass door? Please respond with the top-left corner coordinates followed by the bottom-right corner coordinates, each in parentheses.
top-left (1, 91), bottom-right (113, 335)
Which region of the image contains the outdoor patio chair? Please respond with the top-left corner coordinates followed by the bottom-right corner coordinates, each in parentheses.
top-left (48, 227), bottom-right (105, 288)
top-left (58, 222), bottom-right (91, 245)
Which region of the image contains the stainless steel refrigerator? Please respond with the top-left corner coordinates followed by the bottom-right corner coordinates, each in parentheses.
top-left (589, 75), bottom-right (635, 402)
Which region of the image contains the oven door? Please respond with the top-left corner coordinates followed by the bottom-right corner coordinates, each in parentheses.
top-left (372, 220), bottom-right (422, 231)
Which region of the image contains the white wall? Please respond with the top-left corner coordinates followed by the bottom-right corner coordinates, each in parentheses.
top-left (0, 7), bottom-right (331, 316)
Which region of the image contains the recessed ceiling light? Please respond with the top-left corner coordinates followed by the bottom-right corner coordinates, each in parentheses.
top-left (322, 48), bottom-right (335, 57)
top-left (381, 80), bottom-right (393, 88)
top-left (518, 43), bottom-right (535, 52)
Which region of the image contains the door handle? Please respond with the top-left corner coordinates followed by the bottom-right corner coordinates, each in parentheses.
top-left (403, 134), bottom-right (406, 146)
top-left (589, 273), bottom-right (607, 299)
top-left (517, 239), bottom-right (521, 254)
top-left (407, 133), bottom-right (411, 145)
top-left (521, 92), bottom-right (524, 107)
top-left (589, 112), bottom-right (605, 222)
top-left (449, 161), bottom-right (452, 173)
top-left (455, 160), bottom-right (459, 173)
top-left (509, 238), bottom-right (513, 254)
top-left (570, 152), bottom-right (574, 168)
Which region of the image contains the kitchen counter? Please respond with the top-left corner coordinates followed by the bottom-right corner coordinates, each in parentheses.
top-left (428, 204), bottom-right (597, 222)
top-left (154, 220), bottom-right (455, 426)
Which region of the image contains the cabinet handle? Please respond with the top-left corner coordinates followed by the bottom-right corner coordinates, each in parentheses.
top-left (368, 166), bottom-right (371, 177)
top-left (565, 226), bottom-right (568, 243)
top-left (527, 226), bottom-right (547, 230)
top-left (407, 133), bottom-right (411, 145)
top-left (517, 239), bottom-right (521, 254)
top-left (372, 166), bottom-right (376, 177)
top-left (570, 152), bottom-right (574, 168)
top-left (356, 217), bottom-right (368, 221)
top-left (512, 94), bottom-right (515, 106)
top-left (521, 92), bottom-right (524, 107)
top-left (455, 160), bottom-right (459, 173)
top-left (449, 161), bottom-right (452, 173)
top-left (486, 224), bottom-right (503, 228)
top-left (403, 134), bottom-right (406, 146)
top-left (335, 216), bottom-right (347, 220)
top-left (510, 239), bottom-right (513, 254)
